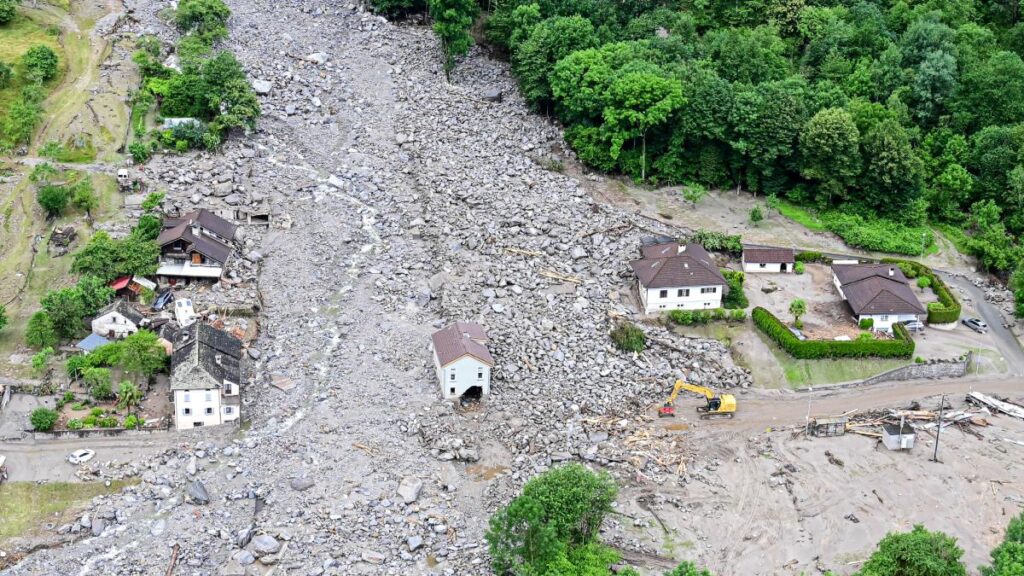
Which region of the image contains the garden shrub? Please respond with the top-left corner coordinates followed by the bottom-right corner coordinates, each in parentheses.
top-left (794, 261), bottom-right (805, 274)
top-left (67, 419), bottom-right (84, 430)
top-left (721, 270), bottom-right (748, 309)
top-left (688, 229), bottom-right (742, 255)
top-left (668, 308), bottom-right (746, 325)
top-left (752, 307), bottom-right (914, 359)
top-left (71, 402), bottom-right (87, 410)
top-left (795, 251), bottom-right (832, 264)
top-left (880, 258), bottom-right (961, 324)
top-left (123, 414), bottom-right (145, 429)
top-left (30, 407), bottom-right (59, 431)
top-left (857, 332), bottom-right (874, 341)
top-left (611, 322), bottom-right (646, 352)
top-left (859, 318), bottom-right (874, 329)
top-left (89, 407), bottom-right (104, 417)
top-left (98, 417), bottom-right (119, 428)
top-left (83, 415), bottom-right (98, 427)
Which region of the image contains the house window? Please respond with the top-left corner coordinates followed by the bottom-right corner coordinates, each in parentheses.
top-left (879, 315), bottom-right (889, 321)
top-left (759, 263), bottom-right (767, 268)
top-left (477, 368), bottom-right (484, 379)
top-left (659, 289), bottom-right (668, 298)
top-left (701, 287), bottom-right (717, 294)
top-left (677, 289), bottom-right (689, 297)
top-left (449, 371), bottom-right (456, 381)
top-left (205, 407), bottom-right (214, 415)
top-left (224, 406), bottom-right (233, 415)
top-left (450, 387), bottom-right (456, 395)
top-left (183, 408), bottom-right (192, 416)
top-left (183, 393), bottom-right (190, 403)
top-left (205, 392), bottom-right (212, 402)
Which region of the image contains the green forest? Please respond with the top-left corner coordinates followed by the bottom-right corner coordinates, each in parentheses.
top-left (376, 0), bottom-right (1024, 309)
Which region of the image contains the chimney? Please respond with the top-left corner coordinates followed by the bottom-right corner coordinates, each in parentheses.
top-left (888, 267), bottom-right (895, 277)
top-left (683, 262), bottom-right (689, 268)
top-left (679, 244), bottom-right (687, 253)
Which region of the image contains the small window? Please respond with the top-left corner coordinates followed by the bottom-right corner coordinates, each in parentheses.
top-left (205, 392), bottom-right (212, 402)
top-left (205, 407), bottom-right (214, 415)
top-left (449, 371), bottom-right (456, 381)
top-left (183, 408), bottom-right (192, 416)
top-left (659, 289), bottom-right (668, 298)
top-left (677, 289), bottom-right (686, 297)
top-left (477, 368), bottom-right (484, 379)
top-left (224, 406), bottom-right (233, 415)
top-left (758, 263), bottom-right (766, 268)
top-left (701, 287), bottom-right (717, 294)
top-left (183, 393), bottom-right (190, 403)
top-left (879, 315), bottom-right (889, 321)
top-left (450, 387), bottom-right (456, 395)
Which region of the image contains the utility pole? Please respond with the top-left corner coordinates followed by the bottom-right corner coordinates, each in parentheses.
top-left (805, 387), bottom-right (813, 435)
top-left (932, 394), bottom-right (946, 462)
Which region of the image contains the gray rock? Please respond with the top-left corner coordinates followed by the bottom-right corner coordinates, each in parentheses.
top-left (251, 534), bottom-right (281, 556)
top-left (306, 52), bottom-right (329, 65)
top-left (187, 480), bottom-right (210, 505)
top-left (361, 550), bottom-right (385, 564)
top-left (482, 88), bottom-right (503, 103)
top-left (290, 477), bottom-right (315, 492)
top-left (407, 536), bottom-right (423, 551)
top-left (91, 518), bottom-right (106, 537)
top-left (224, 193), bottom-right (243, 206)
top-left (233, 550), bottom-right (256, 566)
top-left (219, 560), bottom-right (246, 576)
top-left (397, 476), bottom-right (423, 504)
top-left (252, 79), bottom-right (273, 95)
top-left (149, 518), bottom-right (166, 537)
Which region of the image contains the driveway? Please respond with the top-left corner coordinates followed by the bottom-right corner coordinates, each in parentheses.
top-left (0, 434), bottom-right (175, 482)
top-left (943, 273), bottom-right (1024, 376)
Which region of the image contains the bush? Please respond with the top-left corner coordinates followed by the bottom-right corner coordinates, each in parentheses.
top-left (30, 407), bottom-right (59, 431)
top-left (37, 184), bottom-right (71, 217)
top-left (123, 414), bottom-right (145, 430)
top-left (859, 318), bottom-right (875, 329)
top-left (821, 212), bottom-right (934, 255)
top-left (915, 356), bottom-right (925, 363)
top-left (857, 332), bottom-right (874, 341)
top-left (0, 61), bottom-right (12, 89)
top-left (794, 261), bottom-right (805, 274)
top-left (610, 322), bottom-right (645, 352)
top-left (98, 417), bottom-right (119, 428)
top-left (750, 205), bottom-right (764, 223)
top-left (752, 307), bottom-right (914, 359)
top-left (22, 45), bottom-right (59, 83)
top-left (368, 0), bottom-right (427, 17)
top-left (0, 0), bottom-right (21, 25)
top-left (67, 419), bottom-right (84, 430)
top-left (668, 308), bottom-right (746, 325)
top-left (795, 251), bottom-right (832, 264)
top-left (70, 402), bottom-right (87, 410)
top-left (917, 276), bottom-right (933, 289)
top-left (82, 415), bottom-right (97, 427)
top-left (881, 259), bottom-right (961, 324)
top-left (855, 525), bottom-right (965, 576)
top-left (689, 229), bottom-right (742, 255)
top-left (89, 407), bottom-right (104, 417)
top-left (175, 0), bottom-right (230, 40)
top-left (721, 270), bottom-right (748, 309)
top-left (129, 141), bottom-right (151, 163)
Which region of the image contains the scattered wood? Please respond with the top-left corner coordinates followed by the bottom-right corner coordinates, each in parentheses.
top-left (967, 392), bottom-right (1024, 420)
top-left (165, 543), bottom-right (180, 576)
top-left (505, 247), bottom-right (544, 257)
top-left (540, 269), bottom-right (582, 283)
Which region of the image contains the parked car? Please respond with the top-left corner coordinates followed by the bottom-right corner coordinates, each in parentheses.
top-left (899, 320), bottom-right (926, 333)
top-left (152, 288), bottom-right (174, 311)
top-left (0, 454), bottom-right (7, 484)
top-left (788, 327), bottom-right (807, 341)
top-left (67, 449), bottom-right (95, 465)
top-left (962, 317), bottom-right (988, 334)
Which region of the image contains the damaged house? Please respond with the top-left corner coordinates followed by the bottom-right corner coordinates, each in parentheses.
top-left (431, 322), bottom-right (493, 401)
top-left (156, 209), bottom-right (237, 282)
top-left (91, 300), bottom-right (145, 339)
top-left (170, 323), bottom-right (243, 430)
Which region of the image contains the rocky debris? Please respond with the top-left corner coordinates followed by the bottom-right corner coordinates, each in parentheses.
top-left (289, 477), bottom-right (315, 491)
top-left (250, 534), bottom-right (281, 557)
top-left (47, 226), bottom-right (77, 257)
top-left (397, 476), bottom-right (423, 504)
top-left (186, 480), bottom-right (210, 505)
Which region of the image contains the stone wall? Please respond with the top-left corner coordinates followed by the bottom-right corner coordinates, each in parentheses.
top-left (856, 353), bottom-right (971, 388)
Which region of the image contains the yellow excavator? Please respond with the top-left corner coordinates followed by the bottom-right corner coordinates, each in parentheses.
top-left (658, 380), bottom-right (737, 419)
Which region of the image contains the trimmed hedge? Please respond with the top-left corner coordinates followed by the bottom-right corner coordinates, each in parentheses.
top-left (880, 258), bottom-right (961, 325)
top-left (667, 308), bottom-right (746, 325)
top-left (752, 307), bottom-right (914, 359)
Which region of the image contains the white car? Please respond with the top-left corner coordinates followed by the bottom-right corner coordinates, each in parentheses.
top-left (67, 449), bottom-right (95, 465)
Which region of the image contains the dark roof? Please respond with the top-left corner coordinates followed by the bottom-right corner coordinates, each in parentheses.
top-left (95, 299), bottom-right (146, 326)
top-left (164, 209), bottom-right (238, 240)
top-left (883, 423), bottom-right (915, 436)
top-left (631, 242), bottom-right (727, 289)
top-left (171, 323), bottom-right (243, 390)
top-left (431, 323), bottom-right (494, 367)
top-left (832, 264), bottom-right (926, 316)
top-left (452, 321), bottom-right (489, 342)
top-left (743, 245), bottom-right (795, 264)
top-left (77, 333), bottom-right (111, 352)
top-left (158, 222), bottom-right (233, 264)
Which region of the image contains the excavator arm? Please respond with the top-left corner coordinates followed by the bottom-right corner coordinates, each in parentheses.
top-left (676, 381), bottom-right (716, 400)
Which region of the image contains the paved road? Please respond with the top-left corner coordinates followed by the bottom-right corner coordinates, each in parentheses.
top-left (0, 434), bottom-right (173, 482)
top-left (944, 274), bottom-right (1024, 375)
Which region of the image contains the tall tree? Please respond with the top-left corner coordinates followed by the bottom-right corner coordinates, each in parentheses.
top-left (117, 381), bottom-right (144, 429)
top-left (118, 330), bottom-right (167, 386)
top-left (855, 525), bottom-right (966, 576)
top-left (860, 119), bottom-right (924, 218)
top-left (601, 70), bottom-right (683, 182)
top-left (799, 107), bottom-right (862, 206)
top-left (512, 16), bottom-right (597, 110)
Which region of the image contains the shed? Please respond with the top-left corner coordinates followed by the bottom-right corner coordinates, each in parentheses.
top-left (882, 422), bottom-right (916, 451)
top-left (742, 245), bottom-right (795, 273)
top-left (76, 333), bottom-right (111, 353)
top-left (810, 416), bottom-right (848, 437)
top-left (91, 300), bottom-right (145, 339)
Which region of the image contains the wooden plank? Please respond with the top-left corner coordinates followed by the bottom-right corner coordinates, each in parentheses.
top-left (967, 392), bottom-right (1024, 420)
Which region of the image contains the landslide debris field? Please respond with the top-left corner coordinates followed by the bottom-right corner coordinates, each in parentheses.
top-left (0, 1), bottom-right (1022, 575)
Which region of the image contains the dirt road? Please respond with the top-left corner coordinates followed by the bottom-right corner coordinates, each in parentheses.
top-left (0, 433), bottom-right (174, 482)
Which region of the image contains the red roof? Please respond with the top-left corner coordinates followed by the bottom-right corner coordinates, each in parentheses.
top-left (109, 276), bottom-right (131, 290)
top-left (431, 323), bottom-right (494, 367)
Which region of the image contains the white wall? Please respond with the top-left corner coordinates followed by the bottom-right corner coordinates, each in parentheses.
top-left (91, 312), bottom-right (137, 339)
top-left (742, 262), bottom-right (787, 273)
top-left (438, 356), bottom-right (490, 400)
top-left (640, 281), bottom-right (723, 314)
top-left (173, 388), bottom-right (224, 430)
top-left (859, 313), bottom-right (920, 333)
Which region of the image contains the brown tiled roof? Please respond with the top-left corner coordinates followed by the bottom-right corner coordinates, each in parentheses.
top-left (452, 321), bottom-right (489, 342)
top-left (832, 264), bottom-right (926, 315)
top-left (743, 245), bottom-right (795, 264)
top-left (164, 209), bottom-right (238, 240)
top-left (158, 222), bottom-right (233, 264)
top-left (631, 242), bottom-right (726, 289)
top-left (431, 324), bottom-right (494, 367)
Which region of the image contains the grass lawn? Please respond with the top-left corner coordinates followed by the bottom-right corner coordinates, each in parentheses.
top-left (0, 480), bottom-right (134, 539)
top-left (775, 200), bottom-right (827, 232)
top-left (756, 332), bottom-right (907, 388)
top-left (0, 14), bottom-right (64, 121)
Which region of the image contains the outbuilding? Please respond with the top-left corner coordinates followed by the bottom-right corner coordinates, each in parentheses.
top-left (431, 322), bottom-right (494, 401)
top-left (91, 300), bottom-right (145, 339)
top-left (742, 245), bottom-right (795, 273)
top-left (882, 422), bottom-right (916, 451)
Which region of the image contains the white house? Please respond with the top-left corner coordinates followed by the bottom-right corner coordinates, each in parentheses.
top-left (742, 245), bottom-right (795, 273)
top-left (431, 322), bottom-right (494, 400)
top-left (832, 264), bottom-right (926, 332)
top-left (91, 300), bottom-right (145, 339)
top-left (170, 323), bottom-right (243, 430)
top-left (630, 242), bottom-right (728, 314)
